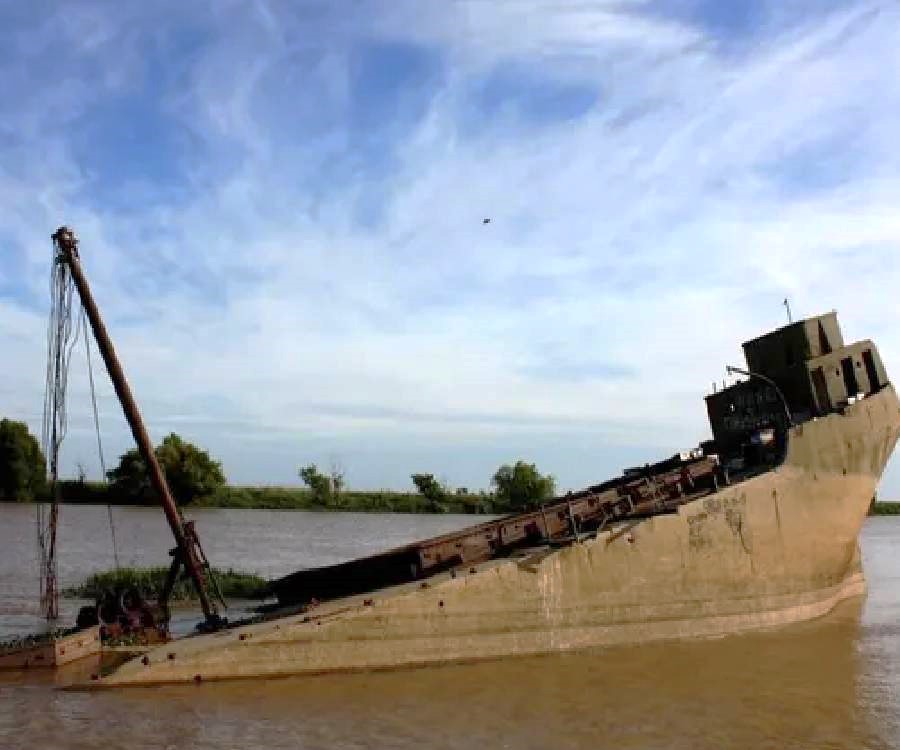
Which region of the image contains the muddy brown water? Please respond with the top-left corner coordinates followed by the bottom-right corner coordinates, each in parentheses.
top-left (1, 505), bottom-right (899, 749)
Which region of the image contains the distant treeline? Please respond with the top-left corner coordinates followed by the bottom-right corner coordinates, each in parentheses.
top-left (1, 420), bottom-right (553, 513)
top-left (55, 484), bottom-right (900, 516)
top-left (0, 420), bottom-right (517, 513)
top-left (53, 479), bottom-right (502, 514)
top-left (9, 417), bottom-right (896, 516)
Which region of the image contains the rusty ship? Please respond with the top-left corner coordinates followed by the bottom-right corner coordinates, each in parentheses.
top-left (85, 309), bottom-right (899, 686)
top-left (43, 226), bottom-right (898, 687)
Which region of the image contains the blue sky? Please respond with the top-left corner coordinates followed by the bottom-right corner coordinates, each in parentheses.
top-left (1, 0), bottom-right (899, 496)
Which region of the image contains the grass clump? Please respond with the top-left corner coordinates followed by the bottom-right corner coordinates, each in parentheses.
top-left (63, 566), bottom-right (268, 601)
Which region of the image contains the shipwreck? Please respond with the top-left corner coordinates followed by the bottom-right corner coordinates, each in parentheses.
top-left (10, 227), bottom-right (898, 687)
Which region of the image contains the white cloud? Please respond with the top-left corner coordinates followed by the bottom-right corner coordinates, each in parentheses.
top-left (1, 0), bottom-right (899, 494)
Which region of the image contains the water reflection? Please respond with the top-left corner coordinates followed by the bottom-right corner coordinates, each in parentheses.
top-left (0, 507), bottom-right (898, 749)
top-left (0, 597), bottom-right (888, 750)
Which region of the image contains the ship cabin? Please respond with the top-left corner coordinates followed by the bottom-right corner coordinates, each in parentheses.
top-left (704, 312), bottom-right (888, 468)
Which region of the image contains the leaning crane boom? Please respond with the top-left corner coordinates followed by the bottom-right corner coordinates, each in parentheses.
top-left (51, 226), bottom-right (223, 631)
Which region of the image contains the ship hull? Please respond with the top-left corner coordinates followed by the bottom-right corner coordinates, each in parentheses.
top-left (0, 626), bottom-right (101, 670)
top-left (89, 386), bottom-right (900, 687)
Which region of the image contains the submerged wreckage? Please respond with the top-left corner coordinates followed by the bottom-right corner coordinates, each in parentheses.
top-left (15, 228), bottom-right (900, 686)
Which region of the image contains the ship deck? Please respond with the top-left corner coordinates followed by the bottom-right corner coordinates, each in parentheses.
top-left (269, 452), bottom-right (738, 608)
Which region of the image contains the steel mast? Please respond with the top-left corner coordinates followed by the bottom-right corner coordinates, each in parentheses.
top-left (51, 226), bottom-right (222, 629)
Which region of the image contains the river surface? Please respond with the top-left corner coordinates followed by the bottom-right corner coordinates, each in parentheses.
top-left (1, 505), bottom-right (899, 749)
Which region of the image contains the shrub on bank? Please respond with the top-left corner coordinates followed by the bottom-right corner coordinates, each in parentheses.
top-left (63, 566), bottom-right (268, 601)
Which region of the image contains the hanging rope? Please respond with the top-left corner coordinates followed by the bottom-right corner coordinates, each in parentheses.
top-left (39, 235), bottom-right (122, 620)
top-left (82, 311), bottom-right (119, 569)
top-left (39, 240), bottom-right (81, 621)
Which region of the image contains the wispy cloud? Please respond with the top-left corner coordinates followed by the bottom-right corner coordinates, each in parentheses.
top-left (1, 0), bottom-right (898, 493)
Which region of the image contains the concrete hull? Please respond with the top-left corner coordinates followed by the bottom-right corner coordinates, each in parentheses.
top-left (0, 626), bottom-right (101, 670)
top-left (91, 386), bottom-right (900, 687)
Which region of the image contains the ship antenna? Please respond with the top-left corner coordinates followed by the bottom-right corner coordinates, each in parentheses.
top-left (783, 298), bottom-right (793, 324)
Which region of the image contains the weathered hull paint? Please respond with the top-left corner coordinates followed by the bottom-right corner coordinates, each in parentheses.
top-left (0, 626), bottom-right (101, 670)
top-left (89, 386), bottom-right (900, 687)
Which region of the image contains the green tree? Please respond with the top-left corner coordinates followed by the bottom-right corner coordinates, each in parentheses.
top-left (411, 473), bottom-right (448, 512)
top-left (299, 463), bottom-right (334, 506)
top-left (329, 460), bottom-right (345, 503)
top-left (491, 460), bottom-right (556, 511)
top-left (106, 447), bottom-right (150, 502)
top-left (0, 419), bottom-right (46, 502)
top-left (107, 433), bottom-right (225, 505)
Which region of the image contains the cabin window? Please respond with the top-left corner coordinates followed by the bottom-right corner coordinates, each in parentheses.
top-left (862, 349), bottom-right (880, 392)
top-left (841, 357), bottom-right (859, 399)
top-left (811, 367), bottom-right (831, 414)
top-left (818, 322), bottom-right (832, 354)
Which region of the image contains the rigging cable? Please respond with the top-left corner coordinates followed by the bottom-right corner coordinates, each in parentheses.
top-left (39, 241), bottom-right (81, 621)
top-left (82, 310), bottom-right (119, 569)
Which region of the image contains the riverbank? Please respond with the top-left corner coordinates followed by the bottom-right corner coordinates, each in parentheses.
top-left (11, 481), bottom-right (900, 515)
top-left (196, 486), bottom-right (498, 513)
top-left (42, 480), bottom-right (500, 513)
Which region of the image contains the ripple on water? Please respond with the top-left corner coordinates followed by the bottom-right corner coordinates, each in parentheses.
top-left (0, 507), bottom-right (898, 749)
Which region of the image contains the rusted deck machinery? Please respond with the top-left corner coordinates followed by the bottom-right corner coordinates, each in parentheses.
top-left (270, 454), bottom-right (726, 606)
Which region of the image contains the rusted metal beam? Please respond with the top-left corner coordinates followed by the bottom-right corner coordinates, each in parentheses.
top-left (270, 455), bottom-right (722, 606)
top-left (51, 227), bottom-right (221, 629)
